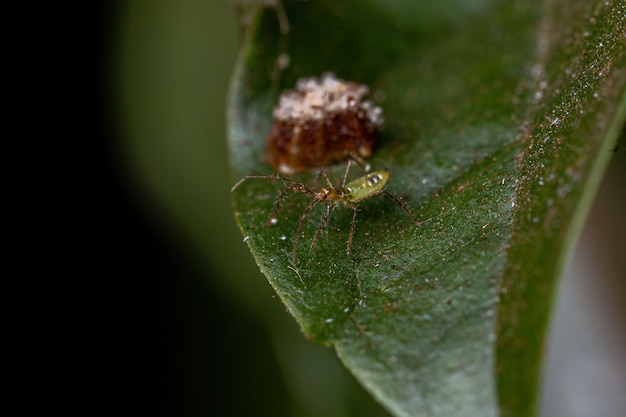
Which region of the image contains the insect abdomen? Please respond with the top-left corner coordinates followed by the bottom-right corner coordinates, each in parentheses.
top-left (345, 170), bottom-right (389, 202)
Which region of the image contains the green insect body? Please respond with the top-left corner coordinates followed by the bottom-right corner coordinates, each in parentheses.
top-left (340, 170), bottom-right (389, 202)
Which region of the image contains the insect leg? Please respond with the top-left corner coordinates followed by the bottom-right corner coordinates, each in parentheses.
top-left (320, 170), bottom-right (334, 188)
top-left (311, 168), bottom-right (326, 189)
top-left (267, 185), bottom-right (293, 226)
top-left (382, 190), bottom-right (420, 225)
top-left (310, 201), bottom-right (336, 251)
top-left (268, 178), bottom-right (319, 226)
top-left (341, 158), bottom-right (354, 187)
top-left (344, 202), bottom-right (358, 256)
top-left (292, 198), bottom-right (321, 263)
top-left (352, 152), bottom-right (370, 170)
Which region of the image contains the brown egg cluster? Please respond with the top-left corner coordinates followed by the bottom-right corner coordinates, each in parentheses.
top-left (265, 73), bottom-right (384, 174)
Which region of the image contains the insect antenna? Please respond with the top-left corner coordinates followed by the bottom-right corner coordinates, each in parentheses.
top-left (231, 174), bottom-right (278, 192)
top-left (231, 174), bottom-right (314, 193)
top-left (230, 174), bottom-right (316, 227)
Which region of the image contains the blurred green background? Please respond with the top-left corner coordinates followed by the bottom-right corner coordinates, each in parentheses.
top-left (108, 1), bottom-right (625, 416)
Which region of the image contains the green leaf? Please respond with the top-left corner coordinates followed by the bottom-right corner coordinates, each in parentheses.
top-left (228, 1), bottom-right (626, 416)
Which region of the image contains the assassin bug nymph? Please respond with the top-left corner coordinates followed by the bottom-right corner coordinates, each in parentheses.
top-left (232, 162), bottom-right (420, 262)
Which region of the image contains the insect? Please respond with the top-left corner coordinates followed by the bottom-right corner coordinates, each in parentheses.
top-left (265, 73), bottom-right (383, 174)
top-left (231, 164), bottom-right (419, 262)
